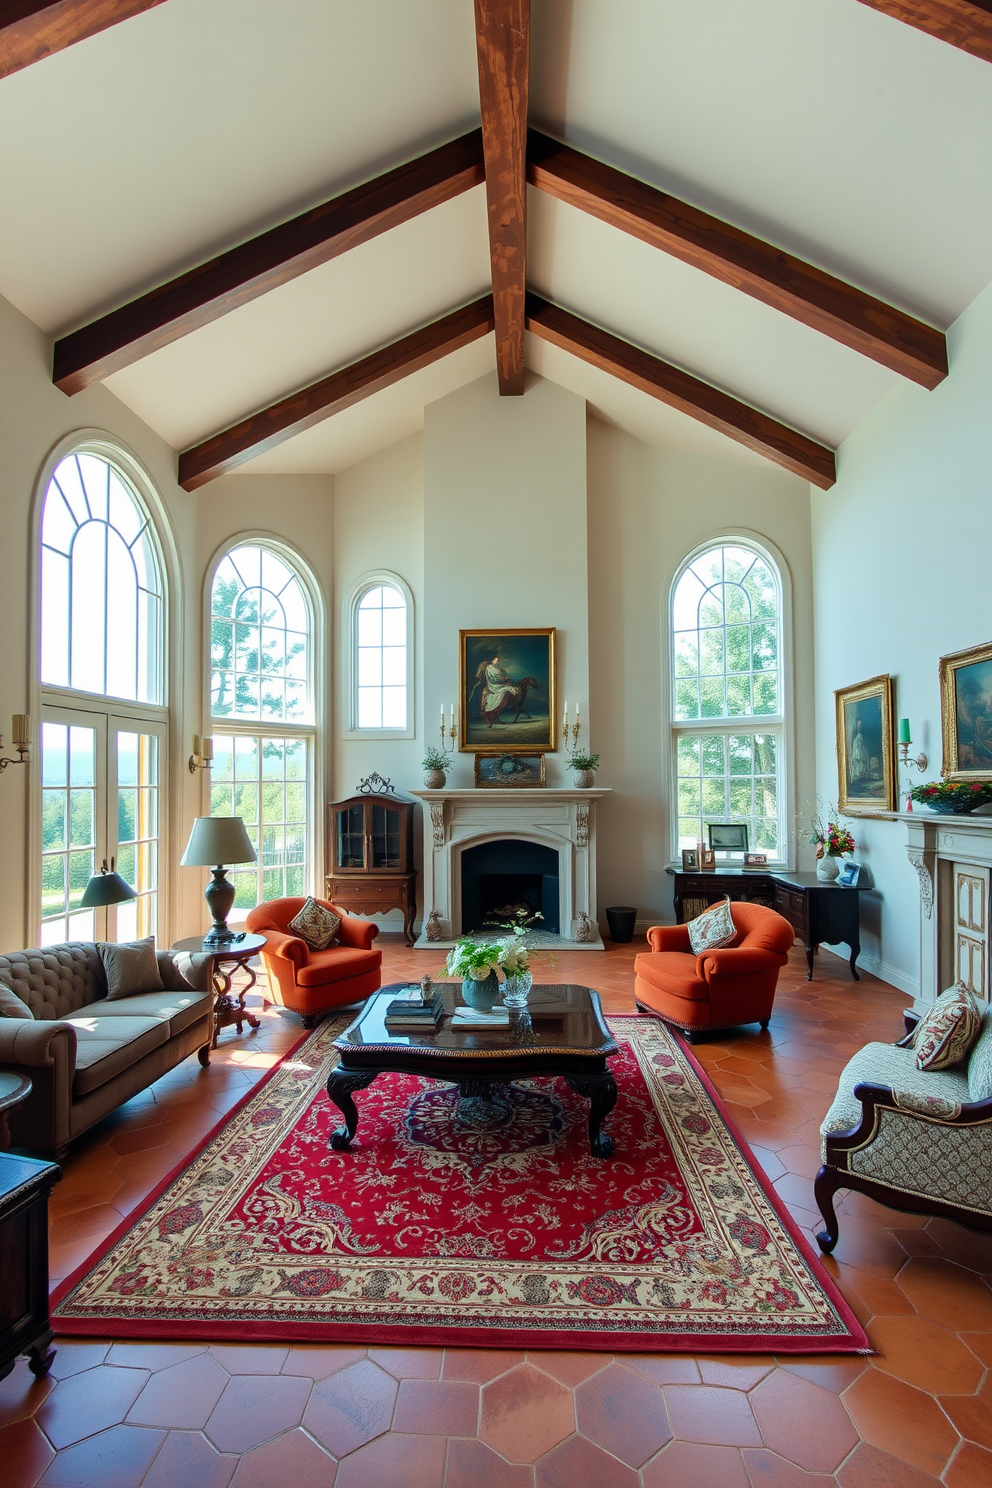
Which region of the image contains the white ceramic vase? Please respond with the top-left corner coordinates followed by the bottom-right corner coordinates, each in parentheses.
top-left (817, 854), bottom-right (842, 881)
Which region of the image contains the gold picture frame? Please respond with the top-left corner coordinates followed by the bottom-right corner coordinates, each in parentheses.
top-left (834, 674), bottom-right (895, 815)
top-left (459, 628), bottom-right (556, 754)
top-left (474, 753), bottom-right (546, 788)
top-left (940, 640), bottom-right (992, 781)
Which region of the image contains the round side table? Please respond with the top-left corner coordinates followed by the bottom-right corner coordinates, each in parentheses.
top-left (0, 1072), bottom-right (32, 1150)
top-left (172, 933), bottom-right (268, 1049)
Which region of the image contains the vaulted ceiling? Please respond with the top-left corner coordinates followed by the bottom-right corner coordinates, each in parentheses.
top-left (1, 0), bottom-right (991, 485)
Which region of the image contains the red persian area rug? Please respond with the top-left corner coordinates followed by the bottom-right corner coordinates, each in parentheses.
top-left (52, 1016), bottom-right (868, 1353)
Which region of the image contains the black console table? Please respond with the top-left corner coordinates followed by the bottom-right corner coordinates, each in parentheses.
top-left (666, 867), bottom-right (862, 982)
top-left (0, 1151), bottom-right (60, 1383)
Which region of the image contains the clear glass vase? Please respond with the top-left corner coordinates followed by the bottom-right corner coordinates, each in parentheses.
top-left (501, 971), bottom-right (533, 1007)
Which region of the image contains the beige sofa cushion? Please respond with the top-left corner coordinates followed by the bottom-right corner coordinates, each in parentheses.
top-left (820, 1042), bottom-right (971, 1162)
top-left (91, 989), bottom-right (211, 1038)
top-left (0, 944), bottom-right (105, 1019)
top-left (67, 1014), bottom-right (169, 1096)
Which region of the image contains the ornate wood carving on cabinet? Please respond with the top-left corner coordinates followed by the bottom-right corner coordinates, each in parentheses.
top-left (325, 793), bottom-right (417, 946)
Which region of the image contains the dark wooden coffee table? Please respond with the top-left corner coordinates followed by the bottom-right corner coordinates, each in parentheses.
top-left (327, 982), bottom-right (620, 1157)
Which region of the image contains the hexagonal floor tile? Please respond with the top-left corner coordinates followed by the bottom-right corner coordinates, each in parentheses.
top-left (750, 1367), bottom-right (858, 1473)
top-left (480, 1364), bottom-right (574, 1464)
top-left (574, 1362), bottom-right (672, 1468)
top-left (205, 1374), bottom-right (311, 1454)
top-left (303, 1358), bottom-right (397, 1458)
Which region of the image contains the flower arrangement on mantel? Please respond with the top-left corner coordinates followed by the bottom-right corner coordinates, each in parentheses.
top-left (910, 780), bottom-right (992, 814)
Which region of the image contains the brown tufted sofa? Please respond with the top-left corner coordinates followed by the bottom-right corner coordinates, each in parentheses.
top-left (0, 942), bottom-right (214, 1159)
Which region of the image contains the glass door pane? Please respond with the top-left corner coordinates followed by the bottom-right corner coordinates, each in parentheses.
top-left (336, 803), bottom-right (366, 869)
top-left (371, 803), bottom-right (400, 868)
top-left (210, 733), bottom-right (310, 911)
top-left (40, 711), bottom-right (102, 945)
top-left (112, 724), bottom-right (163, 940)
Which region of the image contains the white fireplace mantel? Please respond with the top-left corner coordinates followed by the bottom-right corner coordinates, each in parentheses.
top-left (410, 788), bottom-right (611, 949)
top-left (904, 810), bottom-right (992, 1012)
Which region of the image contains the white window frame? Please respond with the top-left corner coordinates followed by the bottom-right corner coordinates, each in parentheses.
top-left (667, 534), bottom-right (795, 870)
top-left (203, 536), bottom-right (323, 907)
top-left (343, 570), bottom-right (415, 740)
top-left (29, 434), bottom-right (175, 946)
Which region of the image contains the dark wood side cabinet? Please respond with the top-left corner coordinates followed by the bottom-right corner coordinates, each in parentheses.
top-left (0, 1152), bottom-right (60, 1383)
top-left (325, 792), bottom-right (417, 946)
top-left (667, 867), bottom-right (862, 982)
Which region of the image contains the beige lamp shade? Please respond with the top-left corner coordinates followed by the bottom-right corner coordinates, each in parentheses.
top-left (181, 816), bottom-right (257, 867)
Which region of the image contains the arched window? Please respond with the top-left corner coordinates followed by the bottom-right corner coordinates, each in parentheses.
top-left (209, 543), bottom-right (317, 911)
top-left (39, 448), bottom-right (168, 945)
top-left (348, 574), bottom-right (412, 735)
top-left (671, 540), bottom-right (785, 861)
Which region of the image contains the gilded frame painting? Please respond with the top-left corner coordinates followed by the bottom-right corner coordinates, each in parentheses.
top-left (474, 754), bottom-right (546, 788)
top-left (940, 641), bottom-right (992, 781)
top-left (459, 628), bottom-right (556, 754)
top-left (835, 674), bottom-right (895, 815)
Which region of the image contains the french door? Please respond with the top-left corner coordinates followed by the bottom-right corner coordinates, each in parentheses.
top-left (40, 703), bottom-right (166, 944)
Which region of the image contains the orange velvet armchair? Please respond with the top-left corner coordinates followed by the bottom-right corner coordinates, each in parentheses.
top-left (245, 896), bottom-right (382, 1027)
top-left (634, 901), bottom-right (794, 1040)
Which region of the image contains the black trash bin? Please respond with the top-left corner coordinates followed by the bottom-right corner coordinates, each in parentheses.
top-left (605, 906), bottom-right (637, 943)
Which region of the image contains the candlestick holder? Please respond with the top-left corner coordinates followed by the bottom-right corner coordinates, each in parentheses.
top-left (441, 717), bottom-right (457, 750)
top-left (898, 740), bottom-right (928, 773)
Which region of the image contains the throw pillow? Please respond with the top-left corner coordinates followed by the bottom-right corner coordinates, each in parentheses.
top-left (687, 896), bottom-right (737, 956)
top-left (288, 897), bottom-right (341, 951)
top-left (159, 951), bottom-right (213, 993)
top-left (98, 937), bottom-right (165, 1001)
top-left (0, 982), bottom-right (34, 1019)
top-left (912, 982), bottom-right (983, 1072)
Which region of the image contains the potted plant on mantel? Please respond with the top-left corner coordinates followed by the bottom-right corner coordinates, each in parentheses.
top-left (422, 745), bottom-right (451, 790)
top-left (568, 750), bottom-right (600, 788)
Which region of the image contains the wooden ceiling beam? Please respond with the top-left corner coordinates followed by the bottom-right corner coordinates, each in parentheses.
top-left (525, 294), bottom-right (836, 489)
top-left (178, 296), bottom-right (495, 491)
top-left (54, 129), bottom-right (485, 394)
top-left (474, 0), bottom-right (529, 394)
top-left (528, 130), bottom-right (947, 390)
top-left (856, 1), bottom-right (992, 63)
top-left (0, 0), bottom-right (167, 79)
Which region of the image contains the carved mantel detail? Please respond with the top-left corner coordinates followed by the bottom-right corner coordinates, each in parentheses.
top-left (430, 803), bottom-right (445, 849)
top-left (576, 804), bottom-right (590, 848)
top-left (907, 850), bottom-right (933, 920)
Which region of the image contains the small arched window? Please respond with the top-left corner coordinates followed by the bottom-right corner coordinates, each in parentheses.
top-left (41, 451), bottom-right (163, 702)
top-left (349, 574), bottom-right (412, 735)
top-left (671, 541), bottom-right (785, 861)
top-left (210, 544), bottom-right (313, 723)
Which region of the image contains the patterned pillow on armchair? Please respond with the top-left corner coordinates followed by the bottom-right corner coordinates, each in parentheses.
top-left (687, 897), bottom-right (737, 956)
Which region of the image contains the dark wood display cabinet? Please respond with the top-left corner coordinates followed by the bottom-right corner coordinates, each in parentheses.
top-left (325, 792), bottom-right (417, 946)
top-left (667, 866), bottom-right (862, 981)
top-left (0, 1151), bottom-right (60, 1384)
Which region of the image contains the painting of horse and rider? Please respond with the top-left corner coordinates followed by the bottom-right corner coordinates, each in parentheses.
top-left (459, 628), bottom-right (556, 753)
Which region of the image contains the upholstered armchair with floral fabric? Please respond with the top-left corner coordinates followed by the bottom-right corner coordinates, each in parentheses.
top-left (815, 1006), bottom-right (992, 1252)
top-left (245, 896), bottom-right (381, 1027)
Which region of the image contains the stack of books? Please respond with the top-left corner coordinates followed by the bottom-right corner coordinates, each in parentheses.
top-left (383, 986), bottom-right (444, 1032)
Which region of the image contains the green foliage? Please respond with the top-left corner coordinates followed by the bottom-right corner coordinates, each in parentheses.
top-left (568, 752), bottom-right (600, 771)
top-left (422, 745), bottom-right (451, 771)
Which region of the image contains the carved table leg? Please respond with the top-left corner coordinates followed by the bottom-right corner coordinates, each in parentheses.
top-left (26, 1330), bottom-right (56, 1378)
top-left (814, 1165), bottom-right (842, 1253)
top-left (402, 898), bottom-right (416, 947)
top-left (849, 939), bottom-right (861, 981)
top-left (565, 1072), bottom-right (618, 1158)
top-left (805, 941), bottom-right (816, 981)
top-left (232, 959), bottom-right (261, 1034)
top-left (326, 1070), bottom-right (378, 1150)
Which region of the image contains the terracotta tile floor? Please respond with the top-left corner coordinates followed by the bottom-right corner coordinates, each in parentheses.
top-left (3, 938), bottom-right (992, 1486)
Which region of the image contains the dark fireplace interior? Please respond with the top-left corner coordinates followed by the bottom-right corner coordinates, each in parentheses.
top-left (460, 839), bottom-right (560, 935)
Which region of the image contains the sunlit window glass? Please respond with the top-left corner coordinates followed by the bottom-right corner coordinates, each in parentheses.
top-left (356, 583), bottom-right (407, 729)
top-left (210, 545), bottom-right (312, 723)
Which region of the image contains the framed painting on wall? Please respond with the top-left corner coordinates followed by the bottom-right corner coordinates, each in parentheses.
top-left (474, 753), bottom-right (546, 788)
top-left (940, 641), bottom-right (992, 781)
top-left (835, 674), bottom-right (895, 814)
top-left (459, 628), bottom-right (556, 754)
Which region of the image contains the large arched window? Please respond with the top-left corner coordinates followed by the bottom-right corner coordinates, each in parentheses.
top-left (347, 573), bottom-right (413, 736)
top-left (208, 542), bottom-right (317, 911)
top-left (39, 448), bottom-right (168, 945)
top-left (671, 540), bottom-right (785, 860)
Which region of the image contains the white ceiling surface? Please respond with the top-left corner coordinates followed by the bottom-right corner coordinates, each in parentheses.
top-left (105, 188), bottom-right (492, 450)
top-left (244, 337), bottom-right (496, 478)
top-left (0, 0), bottom-right (990, 480)
top-left (0, 0), bottom-right (480, 332)
top-left (527, 193), bottom-right (897, 449)
top-left (531, 0), bottom-right (992, 327)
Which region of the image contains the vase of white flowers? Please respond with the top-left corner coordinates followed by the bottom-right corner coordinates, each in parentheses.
top-left (499, 940), bottom-right (533, 1007)
top-left (445, 938), bottom-right (504, 1009)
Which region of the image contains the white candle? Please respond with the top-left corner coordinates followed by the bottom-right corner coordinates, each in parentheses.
top-left (575, 704), bottom-right (581, 728)
top-left (450, 705), bottom-right (454, 729)
top-left (440, 704), bottom-right (445, 726)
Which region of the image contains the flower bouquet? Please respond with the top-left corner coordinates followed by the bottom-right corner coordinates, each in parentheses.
top-left (909, 780), bottom-right (992, 815)
top-left (805, 801), bottom-right (855, 881)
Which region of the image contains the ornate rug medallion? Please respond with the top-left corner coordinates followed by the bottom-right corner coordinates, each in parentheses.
top-left (51, 1016), bottom-right (867, 1352)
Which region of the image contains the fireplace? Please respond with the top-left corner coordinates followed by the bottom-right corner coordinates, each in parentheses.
top-left (460, 839), bottom-right (560, 935)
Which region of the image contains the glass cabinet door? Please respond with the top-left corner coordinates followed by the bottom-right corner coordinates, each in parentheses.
top-left (336, 803), bottom-right (366, 869)
top-left (370, 803), bottom-right (401, 869)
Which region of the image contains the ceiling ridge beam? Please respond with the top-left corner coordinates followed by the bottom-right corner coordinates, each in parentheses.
top-left (54, 129), bottom-right (486, 395)
top-left (0, 0), bottom-right (167, 79)
top-left (178, 295), bottom-right (495, 491)
top-left (527, 129), bottom-right (947, 390)
top-left (475, 0), bottom-right (529, 394)
top-left (856, 0), bottom-right (992, 63)
top-left (525, 293), bottom-right (836, 489)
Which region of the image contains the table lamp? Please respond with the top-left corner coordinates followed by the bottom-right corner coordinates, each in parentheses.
top-left (79, 858), bottom-right (137, 909)
top-left (180, 816), bottom-right (256, 945)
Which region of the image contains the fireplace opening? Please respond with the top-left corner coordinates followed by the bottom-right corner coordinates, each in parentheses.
top-left (460, 839), bottom-right (560, 935)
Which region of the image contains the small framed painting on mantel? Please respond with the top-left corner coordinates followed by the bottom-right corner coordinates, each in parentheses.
top-left (835, 674), bottom-right (895, 815)
top-left (474, 754), bottom-right (546, 788)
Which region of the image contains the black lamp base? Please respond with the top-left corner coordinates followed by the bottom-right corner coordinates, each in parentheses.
top-left (203, 866), bottom-right (236, 944)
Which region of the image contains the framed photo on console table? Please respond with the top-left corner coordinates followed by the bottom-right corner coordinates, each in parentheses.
top-left (834, 674), bottom-right (895, 814)
top-left (940, 641), bottom-right (992, 781)
top-left (459, 628), bottom-right (556, 753)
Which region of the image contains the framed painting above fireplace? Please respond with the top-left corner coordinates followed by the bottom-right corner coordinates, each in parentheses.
top-left (459, 628), bottom-right (556, 753)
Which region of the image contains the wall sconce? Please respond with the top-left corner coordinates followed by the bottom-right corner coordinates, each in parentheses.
top-left (898, 718), bottom-right (928, 774)
top-left (188, 734), bottom-right (214, 775)
top-left (0, 714), bottom-right (30, 773)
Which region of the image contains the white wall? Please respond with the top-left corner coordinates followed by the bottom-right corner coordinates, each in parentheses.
top-left (587, 422), bottom-right (815, 924)
top-left (812, 279), bottom-right (992, 999)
